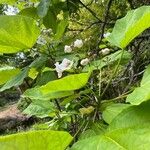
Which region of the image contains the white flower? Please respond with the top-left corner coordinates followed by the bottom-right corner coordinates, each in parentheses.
top-left (101, 48), bottom-right (110, 55)
top-left (64, 45), bottom-right (72, 53)
top-left (74, 39), bottom-right (83, 48)
top-left (103, 32), bottom-right (111, 38)
top-left (4, 5), bottom-right (19, 15)
top-left (80, 58), bottom-right (90, 66)
top-left (55, 58), bottom-right (73, 78)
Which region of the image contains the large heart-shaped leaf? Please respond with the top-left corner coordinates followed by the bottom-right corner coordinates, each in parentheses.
top-left (71, 126), bottom-right (150, 150)
top-left (24, 73), bottom-right (90, 100)
top-left (107, 6), bottom-right (150, 48)
top-left (108, 101), bottom-right (150, 131)
top-left (0, 66), bottom-right (20, 85)
top-left (0, 15), bottom-right (40, 53)
top-left (71, 101), bottom-right (150, 150)
top-left (0, 130), bottom-right (72, 150)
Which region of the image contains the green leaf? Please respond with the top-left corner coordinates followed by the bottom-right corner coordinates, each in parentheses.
top-left (102, 103), bottom-right (130, 124)
top-left (37, 0), bottom-right (51, 18)
top-left (0, 15), bottom-right (40, 54)
top-left (0, 0), bottom-right (17, 4)
top-left (71, 126), bottom-right (150, 150)
top-left (140, 65), bottom-right (150, 86)
top-left (23, 89), bottom-right (74, 100)
top-left (0, 66), bottom-right (20, 85)
top-left (126, 84), bottom-right (150, 105)
top-left (0, 68), bottom-right (29, 92)
top-left (79, 122), bottom-right (107, 140)
top-left (108, 101), bottom-right (150, 131)
top-left (0, 130), bottom-right (73, 150)
top-left (23, 101), bottom-right (55, 118)
top-left (28, 68), bottom-right (38, 79)
top-left (41, 73), bottom-right (90, 94)
top-left (43, 9), bottom-right (57, 32)
top-left (35, 71), bottom-right (57, 86)
top-left (29, 55), bottom-right (48, 70)
top-left (126, 65), bottom-right (150, 105)
top-left (19, 7), bottom-right (39, 19)
top-left (54, 19), bottom-right (68, 40)
top-left (72, 100), bottom-right (150, 150)
top-left (107, 6), bottom-right (150, 48)
top-left (72, 101), bottom-right (150, 149)
top-left (83, 50), bottom-right (131, 71)
top-left (24, 73), bottom-right (90, 100)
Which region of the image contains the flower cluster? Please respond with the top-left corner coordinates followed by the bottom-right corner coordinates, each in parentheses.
top-left (64, 39), bottom-right (83, 53)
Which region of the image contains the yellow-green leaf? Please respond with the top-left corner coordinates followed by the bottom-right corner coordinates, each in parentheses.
top-left (0, 15), bottom-right (40, 54)
top-left (0, 130), bottom-right (72, 150)
top-left (107, 6), bottom-right (150, 48)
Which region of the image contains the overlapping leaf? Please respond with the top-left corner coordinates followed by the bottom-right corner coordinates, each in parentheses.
top-left (0, 0), bottom-right (17, 4)
top-left (0, 15), bottom-right (40, 53)
top-left (24, 73), bottom-right (90, 100)
top-left (102, 103), bottom-right (130, 124)
top-left (83, 50), bottom-right (131, 71)
top-left (108, 101), bottom-right (150, 131)
top-left (107, 6), bottom-right (150, 48)
top-left (0, 66), bottom-right (20, 85)
top-left (71, 126), bottom-right (150, 150)
top-left (71, 101), bottom-right (150, 150)
top-left (0, 130), bottom-right (72, 150)
top-left (23, 101), bottom-right (55, 118)
top-left (0, 68), bottom-right (29, 92)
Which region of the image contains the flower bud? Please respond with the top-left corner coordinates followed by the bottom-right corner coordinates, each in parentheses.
top-left (64, 45), bottom-right (72, 53)
top-left (80, 58), bottom-right (90, 66)
top-left (74, 39), bottom-right (83, 48)
top-left (101, 48), bottom-right (110, 56)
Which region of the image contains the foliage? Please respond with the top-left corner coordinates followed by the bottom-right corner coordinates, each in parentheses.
top-left (107, 6), bottom-right (150, 49)
top-left (0, 15), bottom-right (40, 53)
top-left (0, 0), bottom-right (150, 150)
top-left (0, 130), bottom-right (72, 150)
